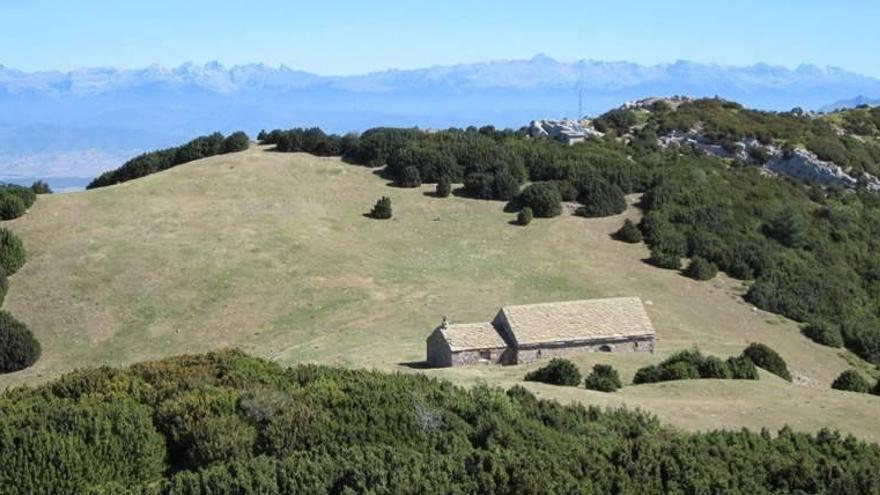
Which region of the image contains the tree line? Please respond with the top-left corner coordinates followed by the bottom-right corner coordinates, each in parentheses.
top-left (87, 131), bottom-right (250, 189)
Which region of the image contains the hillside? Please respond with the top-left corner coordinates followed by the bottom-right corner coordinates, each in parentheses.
top-left (3, 145), bottom-right (879, 440)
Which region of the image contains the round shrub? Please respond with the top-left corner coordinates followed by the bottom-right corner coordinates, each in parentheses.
top-left (584, 364), bottom-right (622, 392)
top-left (575, 181), bottom-right (626, 218)
top-left (0, 194), bottom-right (25, 220)
top-left (726, 356), bottom-right (759, 380)
top-left (0, 311), bottom-right (40, 372)
top-left (614, 219), bottom-right (643, 243)
top-left (436, 177), bottom-right (451, 198)
top-left (831, 370), bottom-right (870, 393)
top-left (223, 131), bottom-right (250, 153)
top-left (519, 182), bottom-right (562, 218)
top-left (517, 207), bottom-right (533, 226)
top-left (684, 257), bottom-right (718, 281)
top-left (397, 166), bottom-right (422, 188)
top-left (632, 365), bottom-right (664, 384)
top-left (698, 356), bottom-right (732, 379)
top-left (0, 228), bottom-right (26, 275)
top-left (802, 321), bottom-right (843, 348)
top-left (368, 196), bottom-right (392, 220)
top-left (524, 358), bottom-right (581, 386)
top-left (742, 343), bottom-right (791, 381)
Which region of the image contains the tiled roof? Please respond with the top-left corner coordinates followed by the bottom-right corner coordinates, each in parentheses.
top-left (440, 322), bottom-right (507, 351)
top-left (499, 297), bottom-right (654, 346)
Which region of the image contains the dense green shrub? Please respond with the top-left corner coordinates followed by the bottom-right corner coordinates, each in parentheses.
top-left (517, 207), bottom-right (533, 226)
top-left (584, 364), bottom-right (622, 392)
top-left (0, 228), bottom-right (25, 275)
top-left (575, 181), bottom-right (626, 218)
top-left (803, 321), bottom-right (844, 348)
top-left (0, 194), bottom-right (25, 220)
top-left (649, 245), bottom-right (682, 270)
top-left (0, 350), bottom-right (878, 493)
top-left (684, 256), bottom-right (718, 281)
top-left (633, 348), bottom-right (758, 384)
top-left (30, 180), bottom-right (52, 194)
top-left (519, 182), bottom-right (562, 218)
top-left (726, 355), bottom-right (760, 380)
top-left (0, 268), bottom-right (7, 307)
top-left (0, 311), bottom-right (41, 372)
top-left (831, 370), bottom-right (871, 393)
top-left (614, 219), bottom-right (643, 243)
top-left (524, 358), bottom-right (581, 386)
top-left (88, 131), bottom-right (249, 189)
top-left (742, 343), bottom-right (792, 381)
top-left (397, 166), bottom-right (422, 188)
top-left (223, 131), bottom-right (250, 153)
top-left (368, 196), bottom-right (392, 219)
top-left (698, 356), bottom-right (732, 379)
top-left (435, 177), bottom-right (451, 197)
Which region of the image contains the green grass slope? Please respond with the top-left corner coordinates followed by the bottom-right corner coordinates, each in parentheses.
top-left (2, 145), bottom-right (878, 439)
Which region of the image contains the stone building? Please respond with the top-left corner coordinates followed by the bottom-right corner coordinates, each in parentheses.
top-left (426, 297), bottom-right (655, 367)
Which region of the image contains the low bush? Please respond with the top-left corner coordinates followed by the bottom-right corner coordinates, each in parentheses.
top-left (223, 131), bottom-right (250, 153)
top-left (802, 321), bottom-right (844, 348)
top-left (0, 311), bottom-right (41, 372)
top-left (726, 356), bottom-right (759, 380)
top-left (614, 219), bottom-right (643, 243)
top-left (436, 177), bottom-right (451, 198)
top-left (0, 228), bottom-right (25, 275)
top-left (742, 343), bottom-right (792, 381)
top-left (517, 207), bottom-right (533, 226)
top-left (524, 358), bottom-right (581, 386)
top-left (397, 166), bottom-right (422, 188)
top-left (368, 197), bottom-right (393, 219)
top-left (684, 257), bottom-right (718, 281)
top-left (584, 364), bottom-right (622, 392)
top-left (649, 246), bottom-right (682, 270)
top-left (633, 348), bottom-right (758, 384)
top-left (831, 370), bottom-right (871, 393)
top-left (0, 194), bottom-right (25, 220)
top-left (698, 356), bottom-right (732, 379)
top-left (519, 182), bottom-right (562, 218)
top-left (575, 181), bottom-right (626, 218)
top-left (30, 180), bottom-right (52, 194)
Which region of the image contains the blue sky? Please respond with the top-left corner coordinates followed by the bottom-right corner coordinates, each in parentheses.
top-left (2, 0), bottom-right (879, 76)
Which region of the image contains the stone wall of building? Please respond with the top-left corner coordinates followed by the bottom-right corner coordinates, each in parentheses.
top-left (450, 347), bottom-right (513, 366)
top-left (515, 335), bottom-right (655, 364)
top-left (426, 331), bottom-right (452, 367)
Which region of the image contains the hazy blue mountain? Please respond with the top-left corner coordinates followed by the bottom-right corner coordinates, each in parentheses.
top-left (3, 55), bottom-right (880, 187)
top-left (820, 95), bottom-right (880, 112)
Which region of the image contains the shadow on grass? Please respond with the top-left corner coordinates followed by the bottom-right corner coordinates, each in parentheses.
top-left (398, 360), bottom-right (433, 369)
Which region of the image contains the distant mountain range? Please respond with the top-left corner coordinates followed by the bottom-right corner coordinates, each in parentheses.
top-left (820, 95), bottom-right (880, 112)
top-left (2, 55), bottom-right (880, 186)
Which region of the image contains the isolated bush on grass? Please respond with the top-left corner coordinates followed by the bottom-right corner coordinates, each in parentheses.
top-left (368, 196), bottom-right (392, 219)
top-left (517, 207), bottom-right (533, 226)
top-left (831, 370), bottom-right (870, 393)
top-left (0, 311), bottom-right (40, 372)
top-left (742, 343), bottom-right (792, 381)
top-left (614, 219), bottom-right (643, 243)
top-left (584, 364), bottom-right (622, 392)
top-left (524, 358), bottom-right (581, 386)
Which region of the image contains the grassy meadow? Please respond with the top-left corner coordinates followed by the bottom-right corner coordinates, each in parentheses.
top-left (2, 145), bottom-right (878, 440)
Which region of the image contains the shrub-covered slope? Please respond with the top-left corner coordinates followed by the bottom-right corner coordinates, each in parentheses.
top-left (2, 350), bottom-right (879, 495)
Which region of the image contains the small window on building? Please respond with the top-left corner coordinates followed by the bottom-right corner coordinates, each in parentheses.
top-left (479, 350), bottom-right (491, 361)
